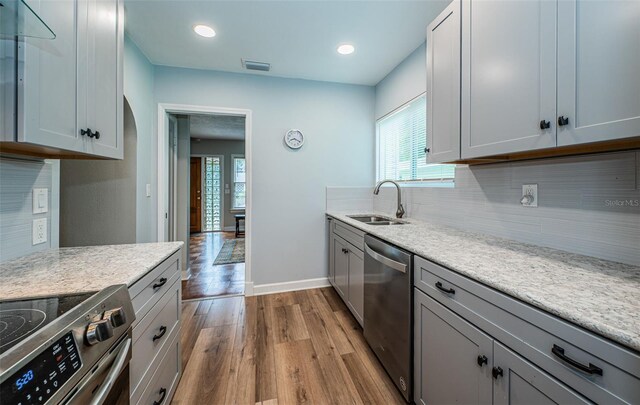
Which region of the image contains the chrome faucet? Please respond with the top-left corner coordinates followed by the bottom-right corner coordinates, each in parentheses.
top-left (373, 180), bottom-right (405, 218)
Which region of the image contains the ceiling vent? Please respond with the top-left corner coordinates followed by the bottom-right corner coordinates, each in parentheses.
top-left (242, 59), bottom-right (271, 72)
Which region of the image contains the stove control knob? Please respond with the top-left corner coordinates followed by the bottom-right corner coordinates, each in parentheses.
top-left (103, 307), bottom-right (127, 328)
top-left (86, 319), bottom-right (114, 345)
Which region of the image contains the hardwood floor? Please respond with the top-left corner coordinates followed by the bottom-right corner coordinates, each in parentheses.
top-left (183, 232), bottom-right (245, 300)
top-left (172, 287), bottom-right (405, 405)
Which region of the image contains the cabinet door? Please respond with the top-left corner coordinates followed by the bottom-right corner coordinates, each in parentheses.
top-left (414, 289), bottom-right (493, 405)
top-left (327, 219), bottom-right (335, 285)
top-left (493, 342), bottom-right (590, 405)
top-left (79, 0), bottom-right (123, 159)
top-left (461, 0), bottom-right (557, 158)
top-left (347, 247), bottom-right (364, 325)
top-left (333, 236), bottom-right (349, 301)
top-left (557, 0), bottom-right (640, 146)
top-left (18, 0), bottom-right (82, 152)
top-left (426, 0), bottom-right (461, 163)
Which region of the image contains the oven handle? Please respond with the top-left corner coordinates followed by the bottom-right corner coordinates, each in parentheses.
top-left (365, 243), bottom-right (407, 273)
top-left (89, 337), bottom-right (132, 405)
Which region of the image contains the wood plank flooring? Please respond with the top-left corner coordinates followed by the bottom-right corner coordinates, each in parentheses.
top-left (172, 287), bottom-right (405, 405)
top-left (183, 232), bottom-right (245, 300)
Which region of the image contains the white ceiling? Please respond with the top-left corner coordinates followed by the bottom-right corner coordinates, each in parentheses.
top-left (124, 0), bottom-right (450, 86)
top-left (189, 114), bottom-right (246, 141)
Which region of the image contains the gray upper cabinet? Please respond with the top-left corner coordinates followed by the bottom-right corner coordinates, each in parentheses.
top-left (556, 0), bottom-right (640, 146)
top-left (426, 0), bottom-right (461, 164)
top-left (493, 342), bottom-right (590, 405)
top-left (18, 0), bottom-right (81, 152)
top-left (461, 0), bottom-right (557, 159)
top-left (12, 0), bottom-right (123, 159)
top-left (414, 289), bottom-right (493, 405)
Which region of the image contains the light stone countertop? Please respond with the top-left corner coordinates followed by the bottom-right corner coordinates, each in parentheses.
top-left (0, 242), bottom-right (183, 301)
top-left (327, 211), bottom-right (640, 352)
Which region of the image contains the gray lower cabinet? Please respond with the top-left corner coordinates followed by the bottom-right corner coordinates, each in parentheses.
top-left (128, 251), bottom-right (182, 405)
top-left (414, 289), bottom-right (493, 405)
top-left (414, 288), bottom-right (589, 405)
top-left (327, 217), bottom-right (365, 326)
top-left (493, 342), bottom-right (590, 405)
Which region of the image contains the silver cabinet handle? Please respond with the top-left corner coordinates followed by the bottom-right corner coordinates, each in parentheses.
top-left (365, 243), bottom-right (407, 273)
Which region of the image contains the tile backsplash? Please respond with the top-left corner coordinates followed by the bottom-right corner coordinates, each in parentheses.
top-left (0, 157), bottom-right (56, 262)
top-left (332, 150), bottom-right (640, 266)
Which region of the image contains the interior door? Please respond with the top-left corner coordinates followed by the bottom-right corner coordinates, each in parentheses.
top-left (190, 157), bottom-right (202, 233)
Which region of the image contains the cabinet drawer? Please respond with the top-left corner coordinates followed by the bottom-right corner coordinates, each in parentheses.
top-left (131, 279), bottom-right (180, 395)
top-left (135, 330), bottom-right (181, 405)
top-left (129, 253), bottom-right (180, 324)
top-left (414, 255), bottom-right (640, 404)
top-left (332, 220), bottom-right (365, 251)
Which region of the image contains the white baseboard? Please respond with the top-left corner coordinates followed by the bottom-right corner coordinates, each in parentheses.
top-left (252, 277), bottom-right (330, 296)
top-left (244, 281), bottom-right (254, 296)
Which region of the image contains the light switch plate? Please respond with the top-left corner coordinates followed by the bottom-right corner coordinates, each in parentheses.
top-left (522, 184), bottom-right (538, 207)
top-left (32, 218), bottom-right (47, 245)
top-left (32, 188), bottom-right (48, 214)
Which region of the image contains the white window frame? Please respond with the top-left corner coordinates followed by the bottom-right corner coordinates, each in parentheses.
top-left (375, 93), bottom-right (455, 187)
top-left (231, 154), bottom-right (246, 210)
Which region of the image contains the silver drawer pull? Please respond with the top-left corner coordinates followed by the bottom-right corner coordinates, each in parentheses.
top-left (364, 244), bottom-right (406, 273)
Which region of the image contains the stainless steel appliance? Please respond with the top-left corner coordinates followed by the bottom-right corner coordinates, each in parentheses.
top-left (363, 235), bottom-right (413, 402)
top-left (0, 284), bottom-right (135, 405)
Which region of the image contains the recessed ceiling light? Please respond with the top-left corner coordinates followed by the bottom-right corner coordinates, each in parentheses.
top-left (193, 24), bottom-right (216, 38)
top-left (337, 44), bottom-right (355, 55)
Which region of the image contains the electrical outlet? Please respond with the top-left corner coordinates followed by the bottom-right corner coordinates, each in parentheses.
top-left (32, 218), bottom-right (47, 245)
top-left (521, 184), bottom-right (538, 207)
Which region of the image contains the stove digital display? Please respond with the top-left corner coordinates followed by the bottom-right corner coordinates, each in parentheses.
top-left (0, 331), bottom-right (82, 404)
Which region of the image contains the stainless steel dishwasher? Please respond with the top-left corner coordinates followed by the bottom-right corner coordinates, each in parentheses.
top-left (363, 234), bottom-right (413, 402)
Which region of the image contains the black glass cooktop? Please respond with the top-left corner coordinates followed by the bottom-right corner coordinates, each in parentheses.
top-left (0, 292), bottom-right (96, 355)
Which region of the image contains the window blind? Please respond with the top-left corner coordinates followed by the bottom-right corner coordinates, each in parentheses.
top-left (377, 95), bottom-right (455, 182)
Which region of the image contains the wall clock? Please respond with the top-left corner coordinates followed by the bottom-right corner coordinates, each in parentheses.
top-left (284, 129), bottom-right (304, 149)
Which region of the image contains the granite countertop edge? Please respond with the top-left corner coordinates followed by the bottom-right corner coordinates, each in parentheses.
top-left (326, 211), bottom-right (640, 353)
top-left (0, 242), bottom-right (184, 301)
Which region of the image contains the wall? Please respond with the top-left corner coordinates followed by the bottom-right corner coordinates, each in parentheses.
top-left (58, 101), bottom-right (137, 247)
top-left (375, 42), bottom-right (426, 119)
top-left (373, 42), bottom-right (640, 266)
top-left (0, 158), bottom-right (57, 262)
top-left (155, 66), bottom-right (376, 286)
top-left (124, 36), bottom-right (156, 243)
top-left (176, 116), bottom-right (190, 275)
top-left (191, 138), bottom-right (245, 230)
top-left (374, 151), bottom-right (640, 266)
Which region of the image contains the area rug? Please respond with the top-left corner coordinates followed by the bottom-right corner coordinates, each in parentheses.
top-left (213, 239), bottom-right (245, 265)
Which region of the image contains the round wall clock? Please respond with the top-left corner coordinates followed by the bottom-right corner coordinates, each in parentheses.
top-left (284, 129), bottom-right (304, 149)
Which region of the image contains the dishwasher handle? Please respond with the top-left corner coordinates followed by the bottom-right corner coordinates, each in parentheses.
top-left (364, 243), bottom-right (407, 273)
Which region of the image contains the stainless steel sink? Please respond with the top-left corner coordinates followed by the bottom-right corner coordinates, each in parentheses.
top-left (347, 215), bottom-right (404, 226)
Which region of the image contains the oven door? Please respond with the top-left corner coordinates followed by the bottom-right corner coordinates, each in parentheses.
top-left (64, 333), bottom-right (131, 405)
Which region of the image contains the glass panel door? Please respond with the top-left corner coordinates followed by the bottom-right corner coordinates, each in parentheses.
top-left (203, 156), bottom-right (222, 231)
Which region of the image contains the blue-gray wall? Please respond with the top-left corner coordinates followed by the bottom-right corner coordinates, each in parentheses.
top-left (124, 36), bottom-right (156, 243)
top-left (154, 66), bottom-right (376, 285)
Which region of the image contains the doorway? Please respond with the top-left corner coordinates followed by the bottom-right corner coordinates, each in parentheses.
top-left (158, 104), bottom-right (252, 299)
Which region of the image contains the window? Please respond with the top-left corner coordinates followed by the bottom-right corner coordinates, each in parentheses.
top-left (203, 156), bottom-right (222, 231)
top-left (377, 94), bottom-right (455, 183)
top-left (232, 156), bottom-right (246, 209)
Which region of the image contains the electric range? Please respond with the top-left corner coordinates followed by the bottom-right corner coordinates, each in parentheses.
top-left (0, 285), bottom-right (135, 405)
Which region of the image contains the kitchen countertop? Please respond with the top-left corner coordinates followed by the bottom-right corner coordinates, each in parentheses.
top-left (0, 242), bottom-right (183, 301)
top-left (327, 211), bottom-right (640, 352)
